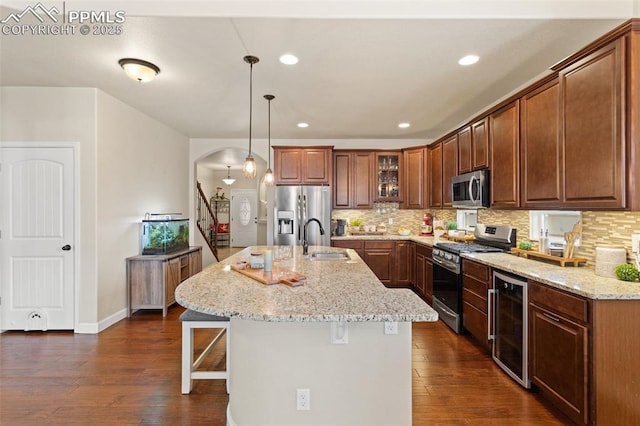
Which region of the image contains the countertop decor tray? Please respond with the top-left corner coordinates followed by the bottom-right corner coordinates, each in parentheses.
top-left (511, 248), bottom-right (587, 267)
top-left (349, 231), bottom-right (385, 236)
top-left (230, 263), bottom-right (306, 287)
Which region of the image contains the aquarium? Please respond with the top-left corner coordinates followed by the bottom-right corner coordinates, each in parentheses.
top-left (141, 218), bottom-right (189, 255)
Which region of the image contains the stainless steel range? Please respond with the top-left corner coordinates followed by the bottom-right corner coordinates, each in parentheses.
top-left (431, 224), bottom-right (516, 334)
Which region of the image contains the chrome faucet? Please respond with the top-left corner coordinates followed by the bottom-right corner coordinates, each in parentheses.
top-left (303, 218), bottom-right (325, 255)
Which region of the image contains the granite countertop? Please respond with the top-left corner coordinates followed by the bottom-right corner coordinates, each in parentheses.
top-left (175, 245), bottom-right (438, 322)
top-left (332, 234), bottom-right (640, 300)
top-left (463, 252), bottom-right (640, 300)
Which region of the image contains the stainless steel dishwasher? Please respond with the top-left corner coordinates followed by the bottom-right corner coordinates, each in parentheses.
top-left (489, 270), bottom-right (530, 388)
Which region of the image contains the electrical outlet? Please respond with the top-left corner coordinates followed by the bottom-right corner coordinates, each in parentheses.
top-left (633, 234), bottom-right (640, 253)
top-left (384, 321), bottom-right (398, 335)
top-left (388, 218), bottom-right (393, 225)
top-left (297, 388), bottom-right (310, 411)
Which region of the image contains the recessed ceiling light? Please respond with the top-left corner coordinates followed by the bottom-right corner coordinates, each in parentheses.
top-left (398, 122), bottom-right (410, 129)
top-left (280, 54), bottom-right (299, 65)
top-left (458, 55), bottom-right (479, 66)
top-left (297, 122), bottom-right (309, 128)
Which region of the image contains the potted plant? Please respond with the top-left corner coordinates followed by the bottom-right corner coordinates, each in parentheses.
top-left (350, 218), bottom-right (363, 232)
top-left (446, 221), bottom-right (457, 236)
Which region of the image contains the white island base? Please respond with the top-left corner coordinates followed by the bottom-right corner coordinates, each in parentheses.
top-left (227, 318), bottom-right (412, 426)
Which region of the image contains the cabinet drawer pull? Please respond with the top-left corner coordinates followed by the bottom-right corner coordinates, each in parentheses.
top-left (542, 312), bottom-right (561, 322)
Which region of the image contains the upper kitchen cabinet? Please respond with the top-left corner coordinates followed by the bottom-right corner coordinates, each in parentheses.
top-left (273, 146), bottom-right (333, 185)
top-left (490, 100), bottom-right (520, 208)
top-left (428, 136), bottom-right (455, 208)
top-left (457, 126), bottom-right (472, 174)
top-left (428, 142), bottom-right (443, 208)
top-left (402, 146), bottom-right (427, 209)
top-left (333, 151), bottom-right (375, 209)
top-left (520, 78), bottom-right (563, 208)
top-left (559, 38), bottom-right (625, 209)
top-left (457, 120), bottom-right (488, 173)
top-left (375, 152), bottom-right (403, 202)
top-left (442, 135), bottom-right (459, 207)
top-left (472, 118), bottom-right (490, 170)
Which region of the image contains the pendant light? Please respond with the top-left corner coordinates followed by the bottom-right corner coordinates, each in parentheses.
top-left (222, 165), bottom-right (235, 185)
top-left (263, 94), bottom-right (275, 186)
top-left (242, 55), bottom-right (259, 179)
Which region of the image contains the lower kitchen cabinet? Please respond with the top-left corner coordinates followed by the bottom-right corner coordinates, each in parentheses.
top-left (332, 239), bottom-right (414, 287)
top-left (127, 246), bottom-right (202, 317)
top-left (331, 239), bottom-right (364, 259)
top-left (414, 243), bottom-right (433, 304)
top-left (394, 240), bottom-right (413, 286)
top-left (363, 241), bottom-right (395, 285)
top-left (529, 281), bottom-right (589, 425)
top-left (462, 259), bottom-right (491, 351)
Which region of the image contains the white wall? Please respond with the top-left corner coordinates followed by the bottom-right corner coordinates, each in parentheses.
top-left (96, 91), bottom-right (189, 321)
top-left (0, 87), bottom-right (100, 327)
top-left (1, 86), bottom-right (189, 331)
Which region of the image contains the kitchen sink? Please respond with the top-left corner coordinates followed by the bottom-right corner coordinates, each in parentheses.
top-left (309, 250), bottom-right (351, 261)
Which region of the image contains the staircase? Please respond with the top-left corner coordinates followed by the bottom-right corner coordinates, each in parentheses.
top-left (196, 181), bottom-right (219, 262)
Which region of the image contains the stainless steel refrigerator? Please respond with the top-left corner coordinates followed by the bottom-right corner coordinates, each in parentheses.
top-left (273, 185), bottom-right (331, 247)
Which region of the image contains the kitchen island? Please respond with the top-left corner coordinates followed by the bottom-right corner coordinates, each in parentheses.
top-left (175, 245), bottom-right (437, 426)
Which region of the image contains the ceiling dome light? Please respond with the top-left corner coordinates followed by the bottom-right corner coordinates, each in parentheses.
top-left (458, 55), bottom-right (479, 66)
top-left (297, 122), bottom-right (309, 128)
top-left (118, 58), bottom-right (160, 82)
top-left (398, 122), bottom-right (411, 129)
top-left (279, 54), bottom-right (299, 65)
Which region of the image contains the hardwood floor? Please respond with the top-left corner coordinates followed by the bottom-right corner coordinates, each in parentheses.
top-left (0, 307), bottom-right (571, 425)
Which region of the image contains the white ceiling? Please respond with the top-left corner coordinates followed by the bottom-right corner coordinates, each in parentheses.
top-left (0, 1), bottom-right (633, 143)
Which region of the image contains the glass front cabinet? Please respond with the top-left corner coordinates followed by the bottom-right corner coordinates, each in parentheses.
top-left (375, 152), bottom-right (403, 201)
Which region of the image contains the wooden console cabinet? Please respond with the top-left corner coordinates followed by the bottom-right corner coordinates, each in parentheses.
top-left (127, 246), bottom-right (202, 317)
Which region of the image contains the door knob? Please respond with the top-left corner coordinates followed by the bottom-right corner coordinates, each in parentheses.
top-left (62, 245), bottom-right (72, 251)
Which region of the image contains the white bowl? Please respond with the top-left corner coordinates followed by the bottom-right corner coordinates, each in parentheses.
top-left (398, 230), bottom-right (411, 236)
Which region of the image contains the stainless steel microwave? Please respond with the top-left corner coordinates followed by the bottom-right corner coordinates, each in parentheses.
top-left (452, 169), bottom-right (490, 208)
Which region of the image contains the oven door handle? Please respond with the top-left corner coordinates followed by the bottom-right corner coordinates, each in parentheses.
top-left (434, 298), bottom-right (458, 318)
top-left (487, 288), bottom-right (495, 341)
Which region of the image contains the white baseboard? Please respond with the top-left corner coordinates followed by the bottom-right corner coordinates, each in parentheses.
top-left (74, 308), bottom-right (128, 334)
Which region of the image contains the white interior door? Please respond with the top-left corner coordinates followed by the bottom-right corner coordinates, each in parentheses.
top-left (0, 146), bottom-right (75, 330)
top-left (230, 189), bottom-right (257, 248)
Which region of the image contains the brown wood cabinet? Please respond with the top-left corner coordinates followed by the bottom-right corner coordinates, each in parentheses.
top-left (333, 151), bottom-right (374, 209)
top-left (127, 247), bottom-right (202, 317)
top-left (428, 142), bottom-right (443, 208)
top-left (402, 147), bottom-right (427, 209)
top-left (414, 243), bottom-right (433, 304)
top-left (333, 239), bottom-right (414, 287)
top-left (559, 38), bottom-right (625, 209)
top-left (442, 135), bottom-right (458, 207)
top-left (374, 152), bottom-right (403, 202)
top-left (363, 240), bottom-right (394, 285)
top-left (331, 239), bottom-right (364, 259)
top-left (489, 101), bottom-right (520, 208)
top-left (462, 259), bottom-right (491, 351)
top-left (520, 78), bottom-right (563, 208)
top-left (394, 240), bottom-right (413, 286)
top-left (529, 281), bottom-right (590, 425)
top-left (472, 118), bottom-right (489, 170)
top-left (458, 126), bottom-right (472, 174)
top-left (428, 135), bottom-right (457, 208)
top-left (273, 146), bottom-right (332, 185)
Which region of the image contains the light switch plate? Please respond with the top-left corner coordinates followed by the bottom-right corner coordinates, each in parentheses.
top-left (632, 234), bottom-right (640, 253)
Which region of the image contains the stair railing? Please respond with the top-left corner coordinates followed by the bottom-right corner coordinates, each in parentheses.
top-left (196, 181), bottom-right (219, 262)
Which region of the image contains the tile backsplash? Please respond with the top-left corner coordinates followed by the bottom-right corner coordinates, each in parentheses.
top-left (332, 208), bottom-right (640, 267)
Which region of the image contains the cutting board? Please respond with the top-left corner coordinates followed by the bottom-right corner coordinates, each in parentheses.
top-left (230, 263), bottom-right (306, 287)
